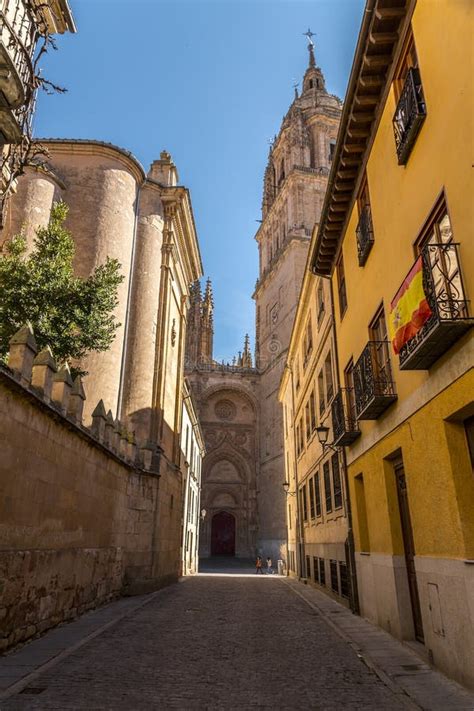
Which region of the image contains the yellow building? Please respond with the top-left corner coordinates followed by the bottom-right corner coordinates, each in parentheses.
top-left (310, 0), bottom-right (473, 689)
top-left (280, 266), bottom-right (359, 608)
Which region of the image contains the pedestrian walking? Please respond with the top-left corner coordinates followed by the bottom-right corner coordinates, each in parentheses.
top-left (255, 556), bottom-right (263, 574)
top-left (266, 557), bottom-right (273, 574)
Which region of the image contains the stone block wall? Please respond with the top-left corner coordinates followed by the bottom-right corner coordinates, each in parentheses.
top-left (0, 325), bottom-right (166, 652)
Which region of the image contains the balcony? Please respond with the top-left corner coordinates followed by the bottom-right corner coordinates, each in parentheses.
top-left (356, 204), bottom-right (374, 266)
top-left (398, 243), bottom-right (473, 370)
top-left (331, 388), bottom-right (360, 446)
top-left (353, 341), bottom-right (397, 419)
top-left (0, 9), bottom-right (35, 109)
top-left (393, 67), bottom-right (426, 165)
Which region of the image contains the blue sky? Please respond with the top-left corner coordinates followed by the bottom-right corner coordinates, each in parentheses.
top-left (34, 0), bottom-right (364, 361)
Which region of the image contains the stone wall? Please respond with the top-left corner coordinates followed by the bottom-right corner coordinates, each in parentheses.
top-left (0, 326), bottom-right (166, 652)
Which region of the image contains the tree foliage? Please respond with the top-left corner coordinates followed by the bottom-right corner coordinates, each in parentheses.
top-left (0, 202), bottom-right (124, 373)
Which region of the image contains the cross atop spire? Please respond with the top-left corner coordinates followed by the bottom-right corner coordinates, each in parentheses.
top-left (303, 28), bottom-right (316, 68)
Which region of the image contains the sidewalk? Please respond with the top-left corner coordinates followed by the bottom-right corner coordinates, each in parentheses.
top-left (284, 576), bottom-right (474, 710)
top-left (0, 590), bottom-right (166, 700)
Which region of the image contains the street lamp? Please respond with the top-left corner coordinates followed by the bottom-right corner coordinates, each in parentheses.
top-left (200, 508), bottom-right (207, 521)
top-left (316, 424), bottom-right (330, 446)
top-left (316, 424), bottom-right (338, 453)
top-left (283, 481), bottom-right (297, 497)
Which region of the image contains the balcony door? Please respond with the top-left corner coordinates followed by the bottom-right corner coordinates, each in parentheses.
top-left (368, 308), bottom-right (392, 395)
top-left (394, 458), bottom-right (424, 642)
top-left (344, 359), bottom-right (356, 426)
top-left (417, 203), bottom-right (467, 321)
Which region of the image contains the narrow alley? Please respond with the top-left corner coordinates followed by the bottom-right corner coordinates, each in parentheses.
top-left (1, 567), bottom-right (472, 710)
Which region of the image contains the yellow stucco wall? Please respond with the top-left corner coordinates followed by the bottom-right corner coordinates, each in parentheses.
top-left (349, 369), bottom-right (474, 559)
top-left (332, 0), bottom-right (473, 401)
top-left (331, 0), bottom-right (473, 561)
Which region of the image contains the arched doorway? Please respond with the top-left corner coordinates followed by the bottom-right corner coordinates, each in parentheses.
top-left (211, 511), bottom-right (236, 556)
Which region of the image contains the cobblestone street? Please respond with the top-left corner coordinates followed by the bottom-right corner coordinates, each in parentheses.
top-left (1, 572), bottom-right (472, 710)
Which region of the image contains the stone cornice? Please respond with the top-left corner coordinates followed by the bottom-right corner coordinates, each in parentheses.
top-left (37, 139), bottom-right (146, 185)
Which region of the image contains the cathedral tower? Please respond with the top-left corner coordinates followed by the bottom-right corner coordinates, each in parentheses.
top-left (254, 36), bottom-right (342, 560)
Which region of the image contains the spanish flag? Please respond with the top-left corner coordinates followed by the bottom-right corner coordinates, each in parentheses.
top-left (389, 256), bottom-right (432, 354)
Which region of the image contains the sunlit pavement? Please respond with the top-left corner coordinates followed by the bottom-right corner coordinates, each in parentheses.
top-left (1, 570), bottom-right (472, 710)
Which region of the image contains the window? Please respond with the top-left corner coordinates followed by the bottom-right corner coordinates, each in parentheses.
top-left (296, 422), bottom-right (301, 456)
top-left (329, 139), bottom-right (336, 163)
top-left (332, 453), bottom-right (343, 509)
top-left (356, 174), bottom-right (374, 266)
top-left (317, 279), bottom-right (325, 325)
top-left (339, 561), bottom-right (349, 599)
top-left (312, 557), bottom-right (319, 584)
top-left (415, 198), bottom-right (467, 320)
top-left (279, 159), bottom-right (285, 184)
top-left (309, 477), bottom-right (316, 519)
top-left (309, 391), bottom-right (317, 432)
top-left (318, 557), bottom-right (326, 586)
top-left (368, 306), bottom-right (393, 390)
top-left (324, 352), bottom-right (334, 403)
top-left (330, 559), bottom-right (339, 593)
top-left (323, 461), bottom-right (332, 513)
top-left (392, 27), bottom-right (426, 165)
top-left (306, 555), bottom-right (311, 579)
top-left (305, 402), bottom-right (311, 441)
top-left (344, 358), bottom-right (356, 424)
top-left (336, 251), bottom-right (347, 317)
top-left (300, 485), bottom-right (308, 521)
top-left (299, 417), bottom-right (305, 453)
top-left (303, 318), bottom-right (313, 366)
top-left (393, 29), bottom-right (419, 102)
top-left (318, 369), bottom-right (325, 416)
top-left (314, 472), bottom-right (322, 517)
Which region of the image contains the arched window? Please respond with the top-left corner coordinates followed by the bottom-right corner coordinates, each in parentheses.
top-left (309, 79), bottom-right (314, 89)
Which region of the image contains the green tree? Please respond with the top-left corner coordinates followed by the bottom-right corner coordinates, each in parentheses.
top-left (0, 201), bottom-right (124, 373)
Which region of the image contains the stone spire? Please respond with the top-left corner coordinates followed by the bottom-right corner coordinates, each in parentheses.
top-left (200, 277), bottom-right (214, 363)
top-left (241, 334), bottom-right (253, 369)
top-left (185, 280), bottom-right (203, 368)
top-left (203, 278), bottom-right (214, 321)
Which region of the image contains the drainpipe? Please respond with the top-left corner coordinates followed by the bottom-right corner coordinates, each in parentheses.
top-left (329, 277), bottom-right (360, 614)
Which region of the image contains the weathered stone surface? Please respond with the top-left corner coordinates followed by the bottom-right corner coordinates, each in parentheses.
top-left (0, 375), bottom-right (161, 650)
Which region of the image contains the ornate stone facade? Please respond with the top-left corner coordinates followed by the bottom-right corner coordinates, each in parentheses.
top-left (186, 43), bottom-right (342, 562)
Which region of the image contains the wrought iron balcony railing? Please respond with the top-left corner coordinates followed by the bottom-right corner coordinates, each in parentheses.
top-left (356, 204), bottom-right (374, 267)
top-left (0, 8), bottom-right (36, 110)
top-left (398, 242), bottom-right (473, 370)
top-left (353, 341), bottom-right (397, 420)
top-left (331, 388), bottom-right (361, 446)
top-left (393, 67), bottom-right (426, 165)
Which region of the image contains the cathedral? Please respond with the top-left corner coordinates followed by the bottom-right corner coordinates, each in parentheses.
top-left (185, 40), bottom-right (342, 562)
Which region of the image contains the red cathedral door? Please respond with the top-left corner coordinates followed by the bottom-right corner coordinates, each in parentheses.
top-left (211, 511), bottom-right (236, 556)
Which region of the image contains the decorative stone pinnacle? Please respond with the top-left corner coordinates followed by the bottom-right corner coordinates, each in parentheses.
top-left (92, 399), bottom-right (107, 419)
top-left (71, 376), bottom-right (86, 400)
top-left (9, 322), bottom-right (37, 350)
top-left (53, 363), bottom-right (73, 386)
top-left (33, 346), bottom-right (57, 370)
